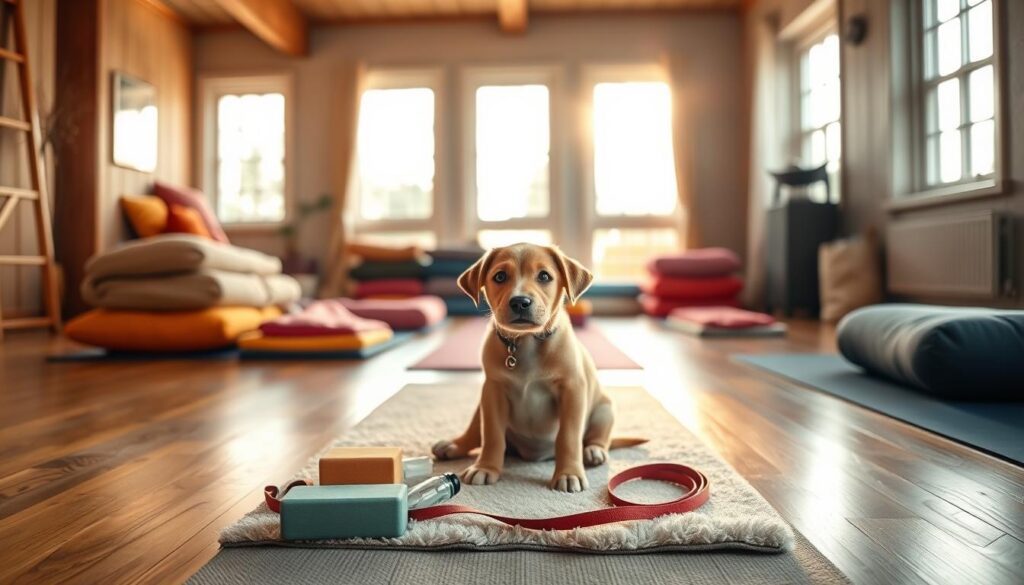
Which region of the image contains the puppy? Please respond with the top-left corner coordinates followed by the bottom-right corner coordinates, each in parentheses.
top-left (432, 244), bottom-right (633, 493)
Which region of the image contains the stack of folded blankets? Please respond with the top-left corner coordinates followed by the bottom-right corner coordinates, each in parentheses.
top-left (238, 300), bottom-right (396, 358)
top-left (423, 244), bottom-right (489, 316)
top-left (347, 242), bottom-right (427, 299)
top-left (65, 234), bottom-right (301, 352)
top-left (582, 283), bottom-right (642, 316)
top-left (640, 248), bottom-right (744, 317)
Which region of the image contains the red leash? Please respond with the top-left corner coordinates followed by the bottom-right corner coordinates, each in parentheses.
top-left (264, 463), bottom-right (709, 530)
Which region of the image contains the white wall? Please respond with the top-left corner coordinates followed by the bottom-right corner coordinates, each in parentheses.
top-left (193, 12), bottom-right (745, 270)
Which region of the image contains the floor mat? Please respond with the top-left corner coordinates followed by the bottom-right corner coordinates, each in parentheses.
top-left (239, 333), bottom-right (413, 360)
top-left (409, 318), bottom-right (641, 370)
top-left (734, 353), bottom-right (1024, 465)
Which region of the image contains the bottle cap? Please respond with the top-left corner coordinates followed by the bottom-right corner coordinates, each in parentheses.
top-left (402, 456), bottom-right (433, 479)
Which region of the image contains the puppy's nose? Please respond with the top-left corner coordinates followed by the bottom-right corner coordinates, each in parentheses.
top-left (509, 296), bottom-right (533, 313)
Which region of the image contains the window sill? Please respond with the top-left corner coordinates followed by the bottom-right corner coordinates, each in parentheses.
top-left (888, 178), bottom-right (1006, 213)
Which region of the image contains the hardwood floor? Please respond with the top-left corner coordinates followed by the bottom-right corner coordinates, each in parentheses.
top-left (0, 317), bottom-right (1021, 584)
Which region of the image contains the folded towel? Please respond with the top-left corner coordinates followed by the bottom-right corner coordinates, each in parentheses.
top-left (424, 259), bottom-right (475, 278)
top-left (647, 248), bottom-right (741, 277)
top-left (669, 306), bottom-right (775, 329)
top-left (640, 275), bottom-right (744, 300)
top-left (349, 260), bottom-right (426, 280)
top-left (354, 278), bottom-right (425, 299)
top-left (338, 296), bottom-right (447, 331)
top-left (639, 295), bottom-right (740, 318)
top-left (260, 300), bottom-right (390, 337)
top-left (239, 329), bottom-right (393, 351)
top-left (348, 241), bottom-right (423, 262)
top-left (87, 234), bottom-right (281, 280)
top-left (424, 277), bottom-right (463, 298)
top-left (426, 246), bottom-right (484, 262)
top-left (82, 270), bottom-right (301, 311)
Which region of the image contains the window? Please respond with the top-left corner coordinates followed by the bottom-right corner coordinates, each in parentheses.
top-left (920, 0), bottom-right (996, 188)
top-left (797, 31), bottom-right (841, 202)
top-left (202, 75), bottom-right (291, 225)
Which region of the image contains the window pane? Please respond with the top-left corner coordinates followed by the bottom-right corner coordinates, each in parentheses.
top-left (939, 130), bottom-right (962, 183)
top-left (216, 92), bottom-right (285, 223)
top-left (354, 230), bottom-right (436, 249)
top-left (969, 65), bottom-right (994, 122)
top-left (923, 30), bottom-right (938, 79)
top-left (937, 17), bottom-right (962, 76)
top-left (926, 135), bottom-right (940, 185)
top-left (968, 1), bottom-right (993, 62)
top-left (477, 229), bottom-right (552, 249)
top-left (936, 78), bottom-right (961, 130)
top-left (593, 82), bottom-right (677, 216)
top-left (935, 0), bottom-right (960, 23)
top-left (970, 119), bottom-right (995, 177)
top-left (475, 85), bottom-right (550, 221)
top-left (357, 87), bottom-right (434, 221)
top-left (825, 122), bottom-right (842, 165)
top-left (592, 228), bottom-right (678, 281)
top-left (808, 129), bottom-right (826, 165)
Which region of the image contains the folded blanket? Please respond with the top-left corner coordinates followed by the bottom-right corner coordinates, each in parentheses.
top-left (582, 283), bottom-right (642, 298)
top-left (669, 306), bottom-right (775, 329)
top-left (427, 245), bottom-right (484, 262)
top-left (349, 260), bottom-right (425, 280)
top-left (639, 295), bottom-right (740, 318)
top-left (239, 329), bottom-right (393, 351)
top-left (348, 241), bottom-right (422, 262)
top-left (64, 306), bottom-right (280, 351)
top-left (640, 275), bottom-right (744, 300)
top-left (87, 234), bottom-right (281, 280)
top-left (647, 248), bottom-right (741, 277)
top-left (354, 278), bottom-right (424, 299)
top-left (82, 270), bottom-right (300, 311)
top-left (588, 296), bottom-right (642, 316)
top-left (424, 277), bottom-right (463, 298)
top-left (338, 296), bottom-right (447, 331)
top-left (260, 300), bottom-right (390, 337)
top-left (425, 259), bottom-right (475, 278)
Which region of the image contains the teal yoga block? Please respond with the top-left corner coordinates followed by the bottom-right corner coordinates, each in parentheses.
top-left (280, 484), bottom-right (409, 540)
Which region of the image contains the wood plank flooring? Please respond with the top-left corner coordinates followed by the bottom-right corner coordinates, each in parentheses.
top-left (0, 317), bottom-right (1021, 584)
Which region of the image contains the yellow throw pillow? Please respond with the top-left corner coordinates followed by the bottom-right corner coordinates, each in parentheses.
top-left (65, 306), bottom-right (281, 352)
top-left (120, 195), bottom-right (168, 238)
top-left (238, 329), bottom-right (393, 351)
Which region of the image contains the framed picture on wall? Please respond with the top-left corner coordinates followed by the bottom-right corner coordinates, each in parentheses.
top-left (112, 71), bottom-right (158, 172)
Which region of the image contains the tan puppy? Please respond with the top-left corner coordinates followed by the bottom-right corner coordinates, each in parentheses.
top-left (431, 243), bottom-right (618, 493)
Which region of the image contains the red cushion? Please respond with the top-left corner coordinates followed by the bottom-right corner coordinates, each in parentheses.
top-left (641, 275), bottom-right (743, 299)
top-left (338, 296), bottom-right (447, 331)
top-left (154, 181), bottom-right (229, 243)
top-left (647, 248), bottom-right (740, 277)
top-left (639, 295), bottom-right (740, 318)
top-left (669, 306), bottom-right (775, 329)
top-left (354, 278), bottom-right (425, 299)
top-left (260, 300), bottom-right (390, 337)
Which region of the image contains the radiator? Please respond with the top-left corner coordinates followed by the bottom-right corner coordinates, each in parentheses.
top-left (887, 211), bottom-right (1016, 298)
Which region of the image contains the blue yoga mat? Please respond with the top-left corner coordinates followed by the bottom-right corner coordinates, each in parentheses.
top-left (239, 333), bottom-right (413, 360)
top-left (734, 353), bottom-right (1024, 466)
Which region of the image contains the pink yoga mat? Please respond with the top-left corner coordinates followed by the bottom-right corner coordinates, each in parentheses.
top-left (410, 318), bottom-right (641, 370)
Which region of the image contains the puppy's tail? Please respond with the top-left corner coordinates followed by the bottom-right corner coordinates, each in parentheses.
top-left (609, 437), bottom-right (649, 450)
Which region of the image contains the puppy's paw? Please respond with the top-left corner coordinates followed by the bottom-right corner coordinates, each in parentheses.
top-left (583, 445), bottom-right (608, 467)
top-left (432, 439), bottom-right (469, 460)
top-left (550, 470), bottom-right (589, 493)
top-left (461, 465), bottom-right (501, 486)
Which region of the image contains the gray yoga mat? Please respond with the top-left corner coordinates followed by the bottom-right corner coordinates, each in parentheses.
top-left (734, 353), bottom-right (1024, 465)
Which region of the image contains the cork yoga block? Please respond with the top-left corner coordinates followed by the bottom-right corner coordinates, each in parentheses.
top-left (319, 447), bottom-right (403, 485)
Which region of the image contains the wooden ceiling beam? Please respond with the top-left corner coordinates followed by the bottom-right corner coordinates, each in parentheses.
top-left (214, 0), bottom-right (308, 56)
top-left (498, 0), bottom-right (528, 35)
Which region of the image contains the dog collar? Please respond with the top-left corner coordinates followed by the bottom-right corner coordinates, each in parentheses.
top-left (496, 327), bottom-right (557, 370)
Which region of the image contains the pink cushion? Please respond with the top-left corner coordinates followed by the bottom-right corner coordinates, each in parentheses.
top-left (647, 248), bottom-right (741, 277)
top-left (260, 300), bottom-right (390, 337)
top-left (354, 278), bottom-right (425, 299)
top-left (641, 275), bottom-right (744, 299)
top-left (338, 295), bottom-right (447, 331)
top-left (154, 181), bottom-right (229, 243)
top-left (669, 306), bottom-right (775, 329)
top-left (639, 295), bottom-right (740, 318)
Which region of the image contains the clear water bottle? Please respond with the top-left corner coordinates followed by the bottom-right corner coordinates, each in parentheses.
top-left (407, 473), bottom-right (460, 510)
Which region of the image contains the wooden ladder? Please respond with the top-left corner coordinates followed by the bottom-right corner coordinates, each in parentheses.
top-left (0, 0), bottom-right (61, 339)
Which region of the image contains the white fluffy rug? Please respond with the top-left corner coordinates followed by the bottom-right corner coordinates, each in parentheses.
top-left (221, 384), bottom-right (794, 553)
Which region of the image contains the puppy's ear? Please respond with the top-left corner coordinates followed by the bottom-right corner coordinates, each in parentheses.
top-left (546, 246), bottom-right (594, 305)
top-left (457, 249), bottom-right (493, 307)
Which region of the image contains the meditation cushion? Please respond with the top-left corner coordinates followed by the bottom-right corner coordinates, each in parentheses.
top-left (338, 296), bottom-right (447, 330)
top-left (647, 248), bottom-right (741, 277)
top-left (424, 277), bottom-right (463, 298)
top-left (260, 300), bottom-right (390, 337)
top-left (349, 260), bottom-right (425, 280)
top-left (163, 204), bottom-right (212, 239)
top-left (838, 304), bottom-right (1024, 399)
top-left (65, 306), bottom-right (280, 351)
top-left (641, 275), bottom-right (744, 299)
top-left (154, 181), bottom-right (229, 243)
top-left (120, 195), bottom-right (168, 238)
top-left (354, 278), bottom-right (424, 299)
top-left (348, 241), bottom-right (422, 262)
top-left (237, 329), bottom-right (393, 351)
top-left (87, 234), bottom-right (282, 280)
top-left (670, 306), bottom-right (775, 329)
top-left (639, 295), bottom-right (740, 318)
top-left (82, 270), bottom-right (300, 311)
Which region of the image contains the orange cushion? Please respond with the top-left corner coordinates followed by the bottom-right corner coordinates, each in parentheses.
top-left (64, 306), bottom-right (281, 352)
top-left (164, 204), bottom-right (212, 239)
top-left (120, 195), bottom-right (168, 238)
